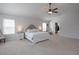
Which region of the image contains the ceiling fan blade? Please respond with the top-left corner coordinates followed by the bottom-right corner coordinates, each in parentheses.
top-left (53, 11), bottom-right (58, 13)
top-left (53, 8), bottom-right (58, 10)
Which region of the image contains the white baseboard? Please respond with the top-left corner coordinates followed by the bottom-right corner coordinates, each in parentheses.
top-left (59, 32), bottom-right (79, 39)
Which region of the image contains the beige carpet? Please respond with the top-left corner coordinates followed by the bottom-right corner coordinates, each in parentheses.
top-left (0, 35), bottom-right (79, 55)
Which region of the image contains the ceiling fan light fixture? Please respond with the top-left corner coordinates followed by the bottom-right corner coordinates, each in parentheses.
top-left (48, 11), bottom-right (52, 15)
top-left (47, 3), bottom-right (58, 15)
top-left (48, 9), bottom-right (52, 15)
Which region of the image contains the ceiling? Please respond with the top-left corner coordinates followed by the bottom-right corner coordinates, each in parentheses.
top-left (0, 3), bottom-right (79, 19)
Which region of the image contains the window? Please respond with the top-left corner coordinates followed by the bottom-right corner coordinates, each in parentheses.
top-left (3, 19), bottom-right (15, 34)
top-left (42, 22), bottom-right (47, 31)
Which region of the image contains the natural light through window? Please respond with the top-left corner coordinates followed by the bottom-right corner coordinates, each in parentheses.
top-left (3, 19), bottom-right (15, 34)
top-left (42, 22), bottom-right (47, 31)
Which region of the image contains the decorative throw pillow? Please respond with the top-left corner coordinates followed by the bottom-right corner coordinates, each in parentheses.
top-left (31, 29), bottom-right (38, 32)
top-left (27, 29), bottom-right (38, 32)
top-left (27, 29), bottom-right (30, 32)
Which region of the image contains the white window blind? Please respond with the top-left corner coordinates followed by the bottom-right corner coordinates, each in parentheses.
top-left (3, 19), bottom-right (15, 34)
top-left (42, 22), bottom-right (47, 31)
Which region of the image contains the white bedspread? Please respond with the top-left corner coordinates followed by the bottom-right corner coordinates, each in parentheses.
top-left (25, 32), bottom-right (51, 43)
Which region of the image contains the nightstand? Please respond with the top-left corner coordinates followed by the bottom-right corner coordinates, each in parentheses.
top-left (17, 32), bottom-right (24, 40)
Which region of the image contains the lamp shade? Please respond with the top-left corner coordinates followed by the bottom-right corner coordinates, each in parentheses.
top-left (17, 25), bottom-right (23, 32)
top-left (38, 25), bottom-right (42, 31)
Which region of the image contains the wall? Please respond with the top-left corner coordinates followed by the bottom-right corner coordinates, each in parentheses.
top-left (0, 14), bottom-right (43, 40)
top-left (1, 4), bottom-right (79, 40)
top-left (49, 4), bottom-right (79, 39)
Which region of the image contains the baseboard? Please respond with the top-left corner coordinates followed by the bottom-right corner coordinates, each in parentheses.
top-left (59, 32), bottom-right (79, 39)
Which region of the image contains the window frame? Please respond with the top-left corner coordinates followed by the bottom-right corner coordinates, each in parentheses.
top-left (42, 22), bottom-right (47, 32)
top-left (3, 19), bottom-right (15, 34)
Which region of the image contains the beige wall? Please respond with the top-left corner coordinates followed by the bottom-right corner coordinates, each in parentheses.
top-left (49, 4), bottom-right (79, 39)
top-left (0, 14), bottom-right (43, 40)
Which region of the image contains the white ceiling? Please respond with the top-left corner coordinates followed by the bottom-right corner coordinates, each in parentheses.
top-left (0, 3), bottom-right (79, 18)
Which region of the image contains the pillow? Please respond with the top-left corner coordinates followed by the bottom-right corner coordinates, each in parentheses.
top-left (31, 29), bottom-right (38, 32)
top-left (27, 29), bottom-right (30, 32)
top-left (27, 29), bottom-right (38, 32)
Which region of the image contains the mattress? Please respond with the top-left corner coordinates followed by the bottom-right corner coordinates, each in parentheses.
top-left (25, 32), bottom-right (50, 43)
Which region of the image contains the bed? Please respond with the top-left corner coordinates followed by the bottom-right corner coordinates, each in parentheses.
top-left (25, 32), bottom-right (50, 43)
top-left (24, 24), bottom-right (51, 43)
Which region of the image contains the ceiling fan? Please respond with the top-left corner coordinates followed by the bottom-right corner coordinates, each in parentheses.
top-left (48, 3), bottom-right (58, 15)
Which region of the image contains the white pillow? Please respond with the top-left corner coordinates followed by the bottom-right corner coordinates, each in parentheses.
top-left (27, 29), bottom-right (38, 32)
top-left (27, 29), bottom-right (30, 32)
top-left (31, 29), bottom-right (38, 32)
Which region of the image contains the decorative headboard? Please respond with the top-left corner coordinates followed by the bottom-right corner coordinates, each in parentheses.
top-left (24, 24), bottom-right (37, 31)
